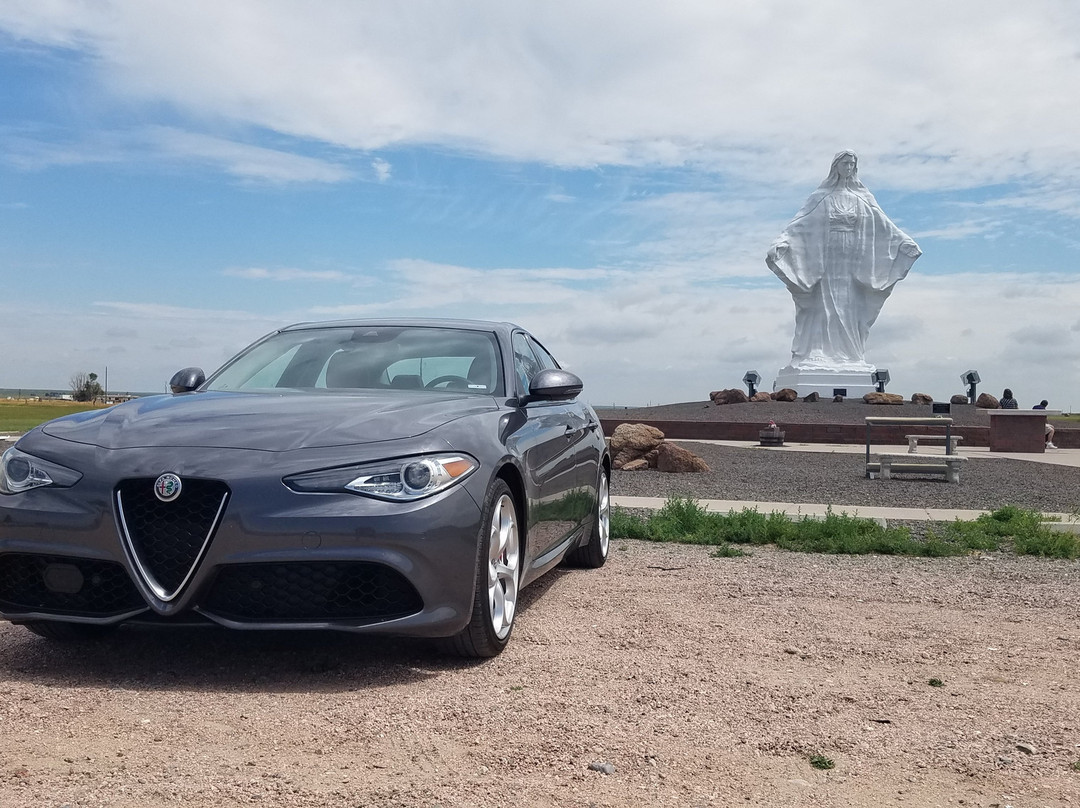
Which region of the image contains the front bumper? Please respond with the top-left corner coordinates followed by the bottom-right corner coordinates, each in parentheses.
top-left (0, 442), bottom-right (486, 638)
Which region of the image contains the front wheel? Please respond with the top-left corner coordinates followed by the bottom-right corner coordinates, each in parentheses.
top-left (567, 468), bottom-right (610, 568)
top-left (449, 479), bottom-right (521, 658)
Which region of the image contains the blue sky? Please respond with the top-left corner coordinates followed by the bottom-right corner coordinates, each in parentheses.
top-left (2, 1), bottom-right (1080, 408)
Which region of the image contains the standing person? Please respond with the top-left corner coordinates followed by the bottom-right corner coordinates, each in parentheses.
top-left (999, 389), bottom-right (1018, 409)
top-left (1032, 400), bottom-right (1057, 448)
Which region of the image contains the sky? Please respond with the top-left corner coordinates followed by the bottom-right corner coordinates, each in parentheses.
top-left (2, 0), bottom-right (1080, 408)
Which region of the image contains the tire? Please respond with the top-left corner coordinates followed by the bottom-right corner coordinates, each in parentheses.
top-left (449, 479), bottom-right (521, 658)
top-left (567, 467), bottom-right (610, 569)
top-left (22, 621), bottom-right (116, 642)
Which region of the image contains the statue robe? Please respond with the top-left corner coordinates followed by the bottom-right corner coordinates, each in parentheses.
top-left (766, 185), bottom-right (920, 371)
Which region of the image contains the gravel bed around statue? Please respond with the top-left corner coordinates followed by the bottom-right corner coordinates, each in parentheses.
top-left (611, 442), bottom-right (1080, 514)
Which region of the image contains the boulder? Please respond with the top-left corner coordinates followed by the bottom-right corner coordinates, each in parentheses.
top-left (620, 458), bottom-right (649, 472)
top-left (656, 442), bottom-right (711, 473)
top-left (710, 388), bottom-right (749, 405)
top-left (773, 388), bottom-right (799, 402)
top-left (833, 395), bottom-right (844, 403)
top-left (910, 393), bottom-right (933, 405)
top-left (863, 392), bottom-right (905, 405)
top-left (750, 392), bottom-right (773, 402)
top-left (976, 392), bottom-right (1000, 409)
top-left (609, 423), bottom-right (664, 454)
top-left (803, 392), bottom-right (820, 403)
top-left (950, 394), bottom-right (969, 405)
top-left (610, 423), bottom-right (666, 470)
top-left (644, 448), bottom-right (660, 468)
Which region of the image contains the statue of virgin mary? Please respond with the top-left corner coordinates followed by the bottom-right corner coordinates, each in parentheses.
top-left (766, 151), bottom-right (921, 375)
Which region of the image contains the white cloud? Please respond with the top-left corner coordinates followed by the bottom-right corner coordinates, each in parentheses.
top-left (371, 157), bottom-right (391, 182)
top-left (1, 126), bottom-right (352, 184)
top-left (224, 266), bottom-right (350, 282)
top-left (1, 1), bottom-right (1077, 192)
top-left (914, 219), bottom-right (1001, 241)
top-left (147, 127), bottom-right (352, 184)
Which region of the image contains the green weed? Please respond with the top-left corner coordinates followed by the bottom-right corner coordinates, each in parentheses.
top-left (809, 755), bottom-right (834, 770)
top-left (611, 500), bottom-right (1079, 559)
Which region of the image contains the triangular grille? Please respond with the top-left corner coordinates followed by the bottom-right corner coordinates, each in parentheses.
top-left (115, 478), bottom-right (229, 601)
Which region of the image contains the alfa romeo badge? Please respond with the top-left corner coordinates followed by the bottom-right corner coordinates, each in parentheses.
top-left (154, 473), bottom-right (183, 502)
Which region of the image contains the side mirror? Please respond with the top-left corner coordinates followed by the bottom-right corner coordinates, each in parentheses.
top-left (521, 368), bottom-right (583, 404)
top-left (169, 367), bottom-right (206, 394)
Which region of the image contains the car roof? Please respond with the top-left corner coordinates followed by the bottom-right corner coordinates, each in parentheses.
top-left (278, 318), bottom-right (524, 339)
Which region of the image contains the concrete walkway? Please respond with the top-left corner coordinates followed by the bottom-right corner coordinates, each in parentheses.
top-left (611, 439), bottom-right (1080, 523)
top-left (610, 495), bottom-right (1073, 523)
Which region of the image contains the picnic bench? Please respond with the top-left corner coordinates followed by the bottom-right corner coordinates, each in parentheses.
top-left (865, 416), bottom-right (956, 480)
top-left (906, 434), bottom-right (963, 454)
top-left (875, 452), bottom-right (967, 483)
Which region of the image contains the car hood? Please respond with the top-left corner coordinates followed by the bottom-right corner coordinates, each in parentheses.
top-left (40, 391), bottom-right (499, 451)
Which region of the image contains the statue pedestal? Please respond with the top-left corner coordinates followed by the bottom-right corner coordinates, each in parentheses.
top-left (774, 367), bottom-right (876, 399)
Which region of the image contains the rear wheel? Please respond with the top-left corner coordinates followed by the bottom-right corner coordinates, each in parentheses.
top-left (567, 468), bottom-right (610, 568)
top-left (22, 621), bottom-right (115, 642)
top-left (449, 479), bottom-right (521, 658)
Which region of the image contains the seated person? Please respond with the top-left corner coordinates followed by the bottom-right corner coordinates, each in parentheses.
top-left (1032, 400), bottom-right (1056, 448)
top-left (999, 388), bottom-right (1018, 409)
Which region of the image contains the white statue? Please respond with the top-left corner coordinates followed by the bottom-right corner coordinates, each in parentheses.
top-left (766, 151), bottom-right (921, 373)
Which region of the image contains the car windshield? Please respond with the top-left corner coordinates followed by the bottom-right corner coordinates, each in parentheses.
top-left (205, 326), bottom-right (504, 395)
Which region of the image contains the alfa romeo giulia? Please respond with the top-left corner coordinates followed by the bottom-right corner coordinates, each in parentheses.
top-left (0, 319), bottom-right (610, 657)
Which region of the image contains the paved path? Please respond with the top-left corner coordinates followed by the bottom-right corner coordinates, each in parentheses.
top-left (611, 439), bottom-right (1080, 522)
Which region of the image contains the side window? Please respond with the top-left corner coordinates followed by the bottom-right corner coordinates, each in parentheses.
top-left (526, 336), bottom-right (559, 371)
top-left (512, 332), bottom-right (541, 394)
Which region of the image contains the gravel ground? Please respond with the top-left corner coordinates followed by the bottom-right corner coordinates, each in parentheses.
top-left (612, 442), bottom-right (1080, 514)
top-left (2, 544), bottom-right (1079, 807)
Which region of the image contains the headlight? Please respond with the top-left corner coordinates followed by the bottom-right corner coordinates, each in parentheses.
top-left (0, 447), bottom-right (83, 494)
top-left (283, 454), bottom-right (478, 501)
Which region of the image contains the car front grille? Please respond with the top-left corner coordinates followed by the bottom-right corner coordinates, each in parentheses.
top-left (115, 478), bottom-right (229, 600)
top-left (201, 562), bottom-right (423, 623)
top-left (0, 553), bottom-right (145, 616)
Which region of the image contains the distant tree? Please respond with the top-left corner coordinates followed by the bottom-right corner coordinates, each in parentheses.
top-left (70, 371), bottom-right (105, 402)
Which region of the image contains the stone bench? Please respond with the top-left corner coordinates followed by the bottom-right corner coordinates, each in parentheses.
top-left (873, 453), bottom-right (967, 484)
top-left (905, 434), bottom-right (963, 454)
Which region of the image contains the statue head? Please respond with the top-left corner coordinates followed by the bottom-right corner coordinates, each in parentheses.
top-left (826, 150), bottom-right (859, 185)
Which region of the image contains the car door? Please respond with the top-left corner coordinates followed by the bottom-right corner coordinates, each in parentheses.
top-left (510, 332), bottom-right (589, 566)
top-left (525, 333), bottom-right (599, 513)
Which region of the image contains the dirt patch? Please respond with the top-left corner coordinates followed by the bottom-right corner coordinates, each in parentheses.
top-left (2, 542), bottom-right (1079, 806)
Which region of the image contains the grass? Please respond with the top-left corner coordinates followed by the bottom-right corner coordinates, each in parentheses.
top-left (0, 400), bottom-right (109, 434)
top-left (611, 498), bottom-right (1080, 559)
top-left (808, 754), bottom-right (835, 770)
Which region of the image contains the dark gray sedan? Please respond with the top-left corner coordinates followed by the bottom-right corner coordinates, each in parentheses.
top-left (0, 319), bottom-right (610, 657)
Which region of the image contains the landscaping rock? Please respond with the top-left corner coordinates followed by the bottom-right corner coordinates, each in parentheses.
top-left (976, 392), bottom-right (1000, 409)
top-left (610, 423), bottom-right (664, 454)
top-left (773, 388), bottom-right (799, 402)
top-left (750, 392), bottom-right (773, 402)
top-left (803, 392), bottom-right (820, 403)
top-left (950, 394), bottom-right (969, 405)
top-left (710, 388), bottom-right (748, 405)
top-left (656, 442), bottom-right (710, 473)
top-left (911, 392), bottom-right (933, 405)
top-left (863, 392), bottom-right (904, 405)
